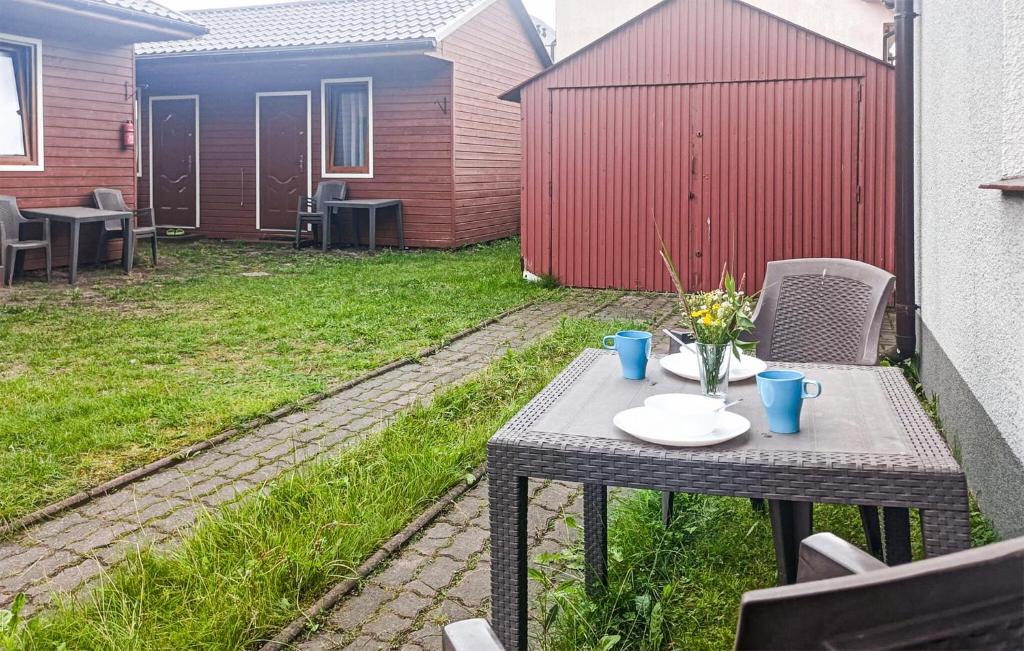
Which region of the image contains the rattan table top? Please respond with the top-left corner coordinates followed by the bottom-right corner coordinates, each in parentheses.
top-left (492, 349), bottom-right (962, 476)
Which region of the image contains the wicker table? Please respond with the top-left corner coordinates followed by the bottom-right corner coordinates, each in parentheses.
top-left (21, 206), bottom-right (133, 284)
top-left (487, 349), bottom-right (970, 651)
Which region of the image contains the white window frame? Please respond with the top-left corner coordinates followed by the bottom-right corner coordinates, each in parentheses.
top-left (148, 94), bottom-right (200, 229)
top-left (0, 31), bottom-right (44, 172)
top-left (255, 90), bottom-right (312, 231)
top-left (320, 76), bottom-right (373, 179)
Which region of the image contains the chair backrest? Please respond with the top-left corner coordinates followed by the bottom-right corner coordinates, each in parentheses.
top-left (735, 536), bottom-right (1024, 650)
top-left (92, 188), bottom-right (130, 231)
top-left (750, 258), bottom-right (895, 365)
top-left (0, 195), bottom-right (26, 243)
top-left (314, 181), bottom-right (347, 213)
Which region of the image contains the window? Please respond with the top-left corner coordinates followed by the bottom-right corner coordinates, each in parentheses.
top-left (322, 78), bottom-right (372, 177)
top-left (0, 35), bottom-right (41, 169)
top-left (883, 22), bottom-right (896, 65)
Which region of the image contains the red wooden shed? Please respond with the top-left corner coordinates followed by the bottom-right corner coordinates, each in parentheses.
top-left (135, 0), bottom-right (550, 248)
top-left (503, 0), bottom-right (895, 292)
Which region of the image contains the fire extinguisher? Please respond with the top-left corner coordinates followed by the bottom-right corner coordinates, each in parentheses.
top-left (122, 120), bottom-right (135, 150)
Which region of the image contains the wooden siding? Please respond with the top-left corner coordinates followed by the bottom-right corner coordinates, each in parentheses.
top-left (439, 0), bottom-right (548, 246)
top-left (138, 55), bottom-right (455, 247)
top-left (518, 0), bottom-right (895, 291)
top-left (0, 28), bottom-right (134, 270)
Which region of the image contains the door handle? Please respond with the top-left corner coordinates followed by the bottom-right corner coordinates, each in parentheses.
top-left (298, 154), bottom-right (305, 172)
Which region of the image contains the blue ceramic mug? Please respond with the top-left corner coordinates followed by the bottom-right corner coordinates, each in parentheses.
top-left (602, 330), bottom-right (652, 380)
top-left (756, 370), bottom-right (822, 434)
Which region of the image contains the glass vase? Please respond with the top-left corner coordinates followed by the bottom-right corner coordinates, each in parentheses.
top-left (695, 342), bottom-right (731, 400)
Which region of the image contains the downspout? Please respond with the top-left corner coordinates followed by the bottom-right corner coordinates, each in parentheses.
top-left (893, 0), bottom-right (918, 359)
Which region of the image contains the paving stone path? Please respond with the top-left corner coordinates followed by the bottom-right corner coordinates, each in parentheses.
top-left (298, 478), bottom-right (584, 651)
top-left (0, 292), bottom-right (676, 615)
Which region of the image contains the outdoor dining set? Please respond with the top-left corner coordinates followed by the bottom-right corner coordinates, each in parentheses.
top-left (443, 257), bottom-right (1024, 650)
top-left (294, 181), bottom-right (405, 253)
top-left (0, 190), bottom-right (156, 286)
top-left (0, 182), bottom-right (404, 287)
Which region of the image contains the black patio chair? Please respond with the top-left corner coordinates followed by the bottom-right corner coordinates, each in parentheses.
top-left (92, 188), bottom-right (157, 267)
top-left (443, 533), bottom-right (1024, 650)
top-left (663, 258), bottom-right (896, 562)
top-left (295, 181), bottom-right (347, 251)
top-left (0, 195), bottom-right (51, 286)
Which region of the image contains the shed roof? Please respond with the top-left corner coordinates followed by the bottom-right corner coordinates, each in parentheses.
top-left (136, 0), bottom-right (546, 59)
top-left (501, 0), bottom-right (892, 101)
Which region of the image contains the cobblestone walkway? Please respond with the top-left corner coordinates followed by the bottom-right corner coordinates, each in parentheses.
top-left (0, 292), bottom-right (676, 615)
top-left (298, 478), bottom-right (583, 651)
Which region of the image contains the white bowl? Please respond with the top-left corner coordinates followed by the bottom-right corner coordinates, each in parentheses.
top-left (643, 394), bottom-right (723, 437)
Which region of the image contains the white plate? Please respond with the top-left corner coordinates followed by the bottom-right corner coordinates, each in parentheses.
top-left (613, 406), bottom-right (751, 447)
top-left (659, 348), bottom-right (768, 382)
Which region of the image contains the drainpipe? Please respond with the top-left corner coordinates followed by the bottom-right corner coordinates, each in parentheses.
top-left (893, 0), bottom-right (918, 360)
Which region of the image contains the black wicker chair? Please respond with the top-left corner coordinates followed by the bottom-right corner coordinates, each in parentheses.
top-left (663, 258), bottom-right (896, 562)
top-left (444, 533), bottom-right (1024, 650)
top-left (92, 188), bottom-right (157, 268)
top-left (295, 181), bottom-right (347, 251)
top-left (0, 195), bottom-right (51, 286)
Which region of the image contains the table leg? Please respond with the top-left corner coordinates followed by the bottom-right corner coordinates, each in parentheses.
top-left (488, 468), bottom-right (528, 651)
top-left (661, 491), bottom-right (674, 527)
top-left (583, 483), bottom-right (608, 596)
top-left (368, 207), bottom-right (376, 253)
top-left (68, 221), bottom-right (80, 284)
top-left (396, 203), bottom-right (405, 250)
top-left (322, 213), bottom-right (330, 252)
top-left (920, 505), bottom-right (972, 556)
top-left (121, 218), bottom-right (133, 274)
top-left (768, 499), bottom-right (813, 584)
top-left (882, 507), bottom-right (912, 565)
top-left (859, 505), bottom-right (884, 559)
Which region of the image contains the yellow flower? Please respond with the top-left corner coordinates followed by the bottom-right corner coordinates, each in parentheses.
top-left (702, 315), bottom-right (713, 326)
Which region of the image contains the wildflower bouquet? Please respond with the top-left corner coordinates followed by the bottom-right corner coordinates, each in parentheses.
top-left (657, 226), bottom-right (757, 396)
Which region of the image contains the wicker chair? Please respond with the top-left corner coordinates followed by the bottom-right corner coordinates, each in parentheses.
top-left (92, 188), bottom-right (157, 267)
top-left (663, 259), bottom-right (896, 561)
top-left (0, 195), bottom-right (51, 286)
top-left (295, 181), bottom-right (347, 251)
top-left (443, 533), bottom-right (1024, 650)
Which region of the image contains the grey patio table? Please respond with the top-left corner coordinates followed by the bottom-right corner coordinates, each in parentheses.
top-left (21, 206), bottom-right (133, 284)
top-left (487, 349), bottom-right (970, 651)
top-left (323, 199), bottom-right (404, 253)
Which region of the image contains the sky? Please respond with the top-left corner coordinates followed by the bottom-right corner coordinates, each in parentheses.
top-left (158, 0), bottom-right (556, 25)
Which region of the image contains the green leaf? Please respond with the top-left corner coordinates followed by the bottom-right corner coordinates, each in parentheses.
top-left (596, 634), bottom-right (622, 651)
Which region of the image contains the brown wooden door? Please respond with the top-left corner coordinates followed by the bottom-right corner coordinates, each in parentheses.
top-left (151, 97), bottom-right (198, 228)
top-left (258, 93), bottom-right (309, 231)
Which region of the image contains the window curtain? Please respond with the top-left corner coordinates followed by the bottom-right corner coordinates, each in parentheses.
top-left (329, 83), bottom-right (368, 170)
top-left (0, 48), bottom-right (27, 157)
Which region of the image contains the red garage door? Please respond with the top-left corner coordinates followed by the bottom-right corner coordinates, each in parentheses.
top-left (549, 77), bottom-right (863, 292)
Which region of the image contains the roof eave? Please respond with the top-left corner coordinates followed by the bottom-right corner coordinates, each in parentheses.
top-left (136, 37), bottom-right (438, 60)
top-left (10, 0), bottom-right (206, 40)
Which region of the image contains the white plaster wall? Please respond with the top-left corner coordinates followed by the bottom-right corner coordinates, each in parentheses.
top-left (554, 0), bottom-right (893, 60)
top-left (916, 0), bottom-right (1024, 459)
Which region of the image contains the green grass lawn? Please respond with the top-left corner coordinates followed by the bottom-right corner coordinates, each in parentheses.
top-left (13, 318), bottom-right (635, 650)
top-left (0, 239), bottom-right (551, 522)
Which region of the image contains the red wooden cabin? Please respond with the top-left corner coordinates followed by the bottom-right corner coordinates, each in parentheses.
top-left (135, 0), bottom-right (550, 248)
top-left (504, 0), bottom-right (896, 292)
top-left (0, 0), bottom-right (203, 270)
